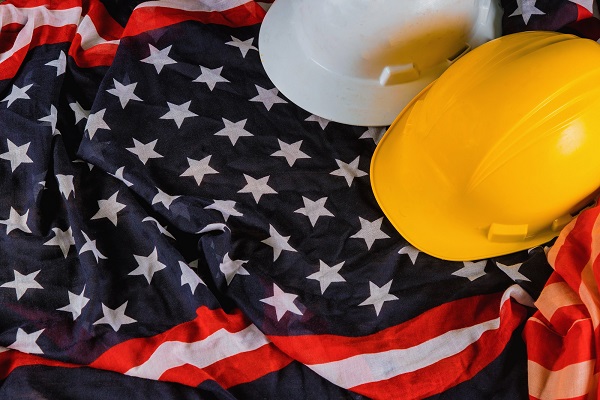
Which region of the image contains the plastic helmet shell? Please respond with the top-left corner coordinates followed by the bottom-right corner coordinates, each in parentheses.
top-left (258, 0), bottom-right (501, 126)
top-left (370, 31), bottom-right (600, 261)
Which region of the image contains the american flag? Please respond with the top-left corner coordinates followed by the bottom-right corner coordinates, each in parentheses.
top-left (0, 0), bottom-right (594, 398)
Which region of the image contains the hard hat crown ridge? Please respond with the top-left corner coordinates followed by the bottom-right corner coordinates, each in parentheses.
top-left (259, 0), bottom-right (501, 126)
top-left (371, 31), bottom-right (600, 261)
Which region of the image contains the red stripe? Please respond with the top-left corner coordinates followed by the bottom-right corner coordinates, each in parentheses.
top-left (122, 3), bottom-right (265, 39)
top-left (0, 349), bottom-right (78, 379)
top-left (530, 395), bottom-right (588, 400)
top-left (349, 298), bottom-right (527, 400)
top-left (548, 302), bottom-right (590, 335)
top-left (525, 316), bottom-right (595, 370)
top-left (90, 306), bottom-right (255, 373)
top-left (67, 0), bottom-right (123, 68)
top-left (159, 342), bottom-right (292, 388)
top-left (85, 0), bottom-right (124, 40)
top-left (575, 4), bottom-right (594, 20)
top-left (68, 34), bottom-right (118, 68)
top-left (551, 205), bottom-right (600, 288)
top-left (0, 23), bottom-right (24, 54)
top-left (268, 292), bottom-right (505, 364)
top-left (2, 0), bottom-right (83, 9)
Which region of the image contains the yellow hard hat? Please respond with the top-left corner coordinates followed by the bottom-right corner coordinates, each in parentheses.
top-left (370, 31), bottom-right (600, 261)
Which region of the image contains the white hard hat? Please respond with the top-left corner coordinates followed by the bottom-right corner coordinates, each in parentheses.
top-left (258, 0), bottom-right (501, 126)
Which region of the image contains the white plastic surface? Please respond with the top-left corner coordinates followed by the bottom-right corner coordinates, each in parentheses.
top-left (258, 0), bottom-right (501, 126)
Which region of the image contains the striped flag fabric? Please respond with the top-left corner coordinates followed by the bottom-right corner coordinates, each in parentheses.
top-left (524, 205), bottom-right (600, 400)
top-left (0, 0), bottom-right (596, 399)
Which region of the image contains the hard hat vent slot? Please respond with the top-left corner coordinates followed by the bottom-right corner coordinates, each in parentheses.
top-left (447, 44), bottom-right (471, 64)
top-left (487, 223), bottom-right (528, 243)
top-left (379, 64), bottom-right (420, 86)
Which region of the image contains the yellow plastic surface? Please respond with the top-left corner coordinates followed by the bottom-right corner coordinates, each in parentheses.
top-left (370, 31), bottom-right (600, 261)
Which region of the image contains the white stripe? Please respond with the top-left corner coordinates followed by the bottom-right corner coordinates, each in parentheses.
top-left (501, 283), bottom-right (534, 307)
top-left (309, 285), bottom-right (527, 389)
top-left (308, 317), bottom-right (501, 389)
top-left (125, 324), bottom-right (270, 380)
top-left (529, 360), bottom-right (597, 400)
top-left (77, 14), bottom-right (120, 51)
top-left (0, 5), bottom-right (81, 63)
top-left (135, 0), bottom-right (252, 12)
top-left (535, 281), bottom-right (583, 320)
top-left (578, 214), bottom-right (600, 330)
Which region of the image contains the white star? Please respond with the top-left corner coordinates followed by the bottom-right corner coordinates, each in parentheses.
top-left (93, 301), bottom-right (137, 332)
top-left (160, 101), bottom-right (197, 128)
top-left (141, 44), bottom-right (176, 73)
top-left (69, 101), bottom-right (90, 124)
top-left (110, 166), bottom-right (133, 187)
top-left (179, 260), bottom-right (205, 294)
top-left (38, 105), bottom-right (57, 132)
top-left (79, 230), bottom-right (107, 262)
top-left (271, 139), bottom-right (310, 166)
top-left (250, 85), bottom-right (287, 111)
top-left (126, 138), bottom-right (163, 164)
top-left (360, 127), bottom-right (387, 144)
top-left (2, 83), bottom-right (32, 107)
top-left (294, 196), bottom-right (333, 226)
top-left (180, 156), bottom-right (218, 185)
top-left (496, 262), bottom-right (531, 282)
top-left (193, 65), bottom-right (229, 90)
top-left (569, 0), bottom-right (594, 13)
top-left (1, 270), bottom-right (43, 300)
top-left (350, 217), bottom-right (390, 250)
top-left (305, 114), bottom-right (330, 130)
top-left (238, 174), bottom-right (277, 203)
top-left (359, 280), bottom-right (399, 316)
top-left (509, 0), bottom-right (545, 24)
top-left (453, 261), bottom-right (487, 281)
top-left (204, 200), bottom-right (243, 221)
top-left (85, 108), bottom-right (110, 139)
top-left (45, 50), bottom-right (66, 76)
top-left (91, 191), bottom-right (126, 226)
top-left (142, 216), bottom-right (175, 239)
top-left (307, 260), bottom-right (346, 294)
top-left (129, 247), bottom-right (167, 284)
top-left (152, 187), bottom-right (180, 210)
top-left (261, 225), bottom-right (296, 261)
top-left (225, 36), bottom-right (258, 57)
top-left (398, 245), bottom-right (420, 264)
top-left (57, 286), bottom-right (90, 320)
top-left (8, 328), bottom-right (44, 354)
top-left (56, 174), bottom-right (75, 199)
top-left (197, 223), bottom-right (228, 234)
top-left (0, 139), bottom-right (33, 172)
top-left (107, 79), bottom-right (142, 108)
top-left (214, 118), bottom-right (253, 145)
top-left (219, 253), bottom-right (249, 285)
top-left (0, 207), bottom-right (31, 234)
top-left (260, 283), bottom-right (303, 321)
top-left (330, 156), bottom-right (368, 186)
top-left (43, 227), bottom-right (75, 258)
